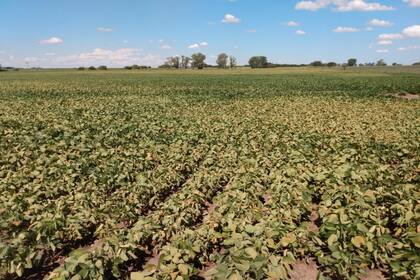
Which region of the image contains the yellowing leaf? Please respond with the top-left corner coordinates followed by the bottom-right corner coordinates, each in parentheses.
top-left (131, 272), bottom-right (145, 280)
top-left (351, 236), bottom-right (366, 248)
top-left (178, 264), bottom-right (190, 275)
top-left (280, 233), bottom-right (296, 247)
top-left (245, 247), bottom-right (258, 259)
top-left (327, 234), bottom-right (338, 247)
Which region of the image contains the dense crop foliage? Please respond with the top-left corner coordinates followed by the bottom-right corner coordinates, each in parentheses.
top-left (0, 68), bottom-right (419, 279)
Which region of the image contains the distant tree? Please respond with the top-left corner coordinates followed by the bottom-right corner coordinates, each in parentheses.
top-left (172, 56), bottom-right (181, 69)
top-left (248, 56), bottom-right (268, 68)
top-left (77, 67), bottom-right (86, 71)
top-left (180, 56), bottom-right (191, 69)
top-left (327, 62), bottom-right (337, 67)
top-left (413, 62), bottom-right (420, 66)
top-left (229, 56), bottom-right (237, 69)
top-left (310, 61), bottom-right (323, 67)
top-left (98, 65), bottom-right (108, 70)
top-left (164, 56), bottom-right (181, 69)
top-left (164, 57), bottom-right (172, 68)
top-left (88, 66), bottom-right (96, 70)
top-left (347, 58), bottom-right (357, 67)
top-left (132, 64), bottom-right (140, 69)
top-left (191, 53), bottom-right (206, 69)
top-left (376, 59), bottom-right (387, 66)
top-left (216, 53), bottom-right (229, 69)
top-left (124, 66), bottom-right (133, 70)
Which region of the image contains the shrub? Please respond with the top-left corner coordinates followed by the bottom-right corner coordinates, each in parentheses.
top-left (248, 56), bottom-right (268, 68)
top-left (310, 61), bottom-right (323, 67)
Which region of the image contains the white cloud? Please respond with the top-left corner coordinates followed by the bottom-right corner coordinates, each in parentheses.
top-left (188, 44), bottom-right (200, 49)
top-left (24, 57), bottom-right (42, 63)
top-left (368, 19), bottom-right (393, 27)
top-left (398, 45), bottom-right (420, 51)
top-left (334, 26), bottom-right (359, 32)
top-left (402, 25), bottom-right (420, 38)
top-left (286, 21), bottom-right (300, 26)
top-left (295, 0), bottom-right (329, 11)
top-left (188, 42), bottom-right (208, 49)
top-left (296, 30), bottom-right (306, 35)
top-left (377, 40), bottom-right (392, 45)
top-left (378, 33), bottom-right (404, 40)
top-left (39, 37), bottom-right (63, 45)
top-left (222, 14), bottom-right (241, 24)
top-left (366, 27), bottom-right (373, 31)
top-left (44, 52), bottom-right (56, 56)
top-left (337, 0), bottom-right (394, 11)
top-left (404, 0), bottom-right (420, 7)
top-left (376, 49), bottom-right (389, 53)
top-left (97, 27), bottom-right (113, 32)
top-left (295, 0), bottom-right (394, 12)
top-left (53, 48), bottom-right (163, 67)
top-left (246, 29), bottom-right (257, 33)
top-left (159, 44), bottom-right (172, 50)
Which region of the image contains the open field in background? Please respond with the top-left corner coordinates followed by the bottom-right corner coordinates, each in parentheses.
top-left (0, 67), bottom-right (419, 280)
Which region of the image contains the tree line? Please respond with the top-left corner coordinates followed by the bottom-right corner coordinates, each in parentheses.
top-left (153, 55), bottom-right (401, 69)
top-left (158, 53), bottom-right (237, 69)
top-left (308, 58), bottom-right (390, 68)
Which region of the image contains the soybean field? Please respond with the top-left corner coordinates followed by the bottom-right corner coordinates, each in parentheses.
top-left (0, 67), bottom-right (419, 280)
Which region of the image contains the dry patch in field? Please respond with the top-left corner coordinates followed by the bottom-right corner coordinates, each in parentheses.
top-left (389, 93), bottom-right (420, 100)
top-left (359, 269), bottom-right (387, 280)
top-left (308, 203), bottom-right (319, 233)
top-left (289, 259), bottom-right (319, 280)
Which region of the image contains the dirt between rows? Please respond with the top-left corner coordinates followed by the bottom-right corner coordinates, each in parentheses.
top-left (389, 93), bottom-right (420, 100)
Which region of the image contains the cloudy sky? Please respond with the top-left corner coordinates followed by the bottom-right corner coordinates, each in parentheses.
top-left (0, 0), bottom-right (419, 67)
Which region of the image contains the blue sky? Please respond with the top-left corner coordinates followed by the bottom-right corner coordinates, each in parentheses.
top-left (0, 0), bottom-right (419, 67)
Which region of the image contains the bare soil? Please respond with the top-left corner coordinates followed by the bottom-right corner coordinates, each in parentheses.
top-left (308, 203), bottom-right (319, 233)
top-left (289, 259), bottom-right (319, 280)
top-left (359, 269), bottom-right (387, 280)
top-left (390, 93), bottom-right (420, 100)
